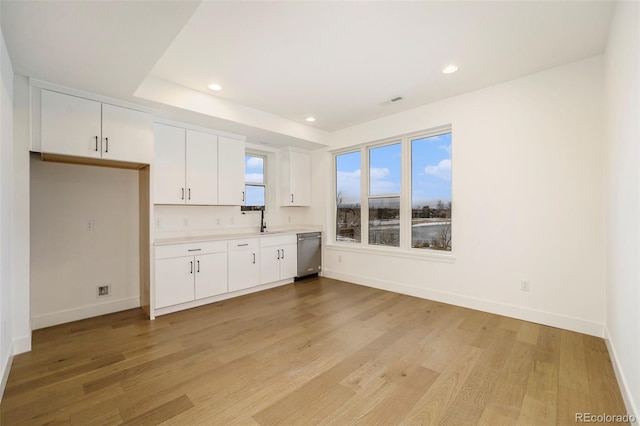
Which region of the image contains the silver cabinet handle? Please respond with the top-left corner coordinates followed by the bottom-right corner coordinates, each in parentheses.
top-left (281, 248), bottom-right (285, 259)
top-left (188, 248), bottom-right (201, 252)
top-left (197, 260), bottom-right (200, 273)
top-left (252, 253), bottom-right (256, 264)
top-left (95, 136), bottom-right (99, 152)
top-left (104, 137), bottom-right (109, 153)
top-left (237, 243), bottom-right (249, 247)
top-left (188, 188), bottom-right (191, 200)
top-left (242, 191), bottom-right (245, 202)
top-left (277, 249), bottom-right (280, 260)
top-left (181, 188), bottom-right (185, 200)
top-left (291, 194), bottom-right (294, 203)
top-left (190, 261), bottom-right (193, 274)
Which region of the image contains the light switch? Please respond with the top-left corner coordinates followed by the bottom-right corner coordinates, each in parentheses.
top-left (85, 219), bottom-right (94, 231)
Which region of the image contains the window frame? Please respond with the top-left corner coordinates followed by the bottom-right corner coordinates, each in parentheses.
top-left (331, 125), bottom-right (453, 259)
top-left (241, 153), bottom-right (267, 212)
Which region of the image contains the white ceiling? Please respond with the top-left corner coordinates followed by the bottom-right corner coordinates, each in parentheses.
top-left (1, 1), bottom-right (615, 146)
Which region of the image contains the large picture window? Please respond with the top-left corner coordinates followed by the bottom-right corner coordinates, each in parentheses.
top-left (336, 151), bottom-right (361, 242)
top-left (334, 127), bottom-right (452, 252)
top-left (368, 143), bottom-right (401, 247)
top-left (411, 133), bottom-right (452, 250)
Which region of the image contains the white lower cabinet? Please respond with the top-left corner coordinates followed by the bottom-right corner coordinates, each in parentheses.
top-left (260, 235), bottom-right (298, 285)
top-left (228, 239), bottom-right (260, 292)
top-left (155, 241), bottom-right (228, 309)
top-left (154, 234), bottom-right (302, 314)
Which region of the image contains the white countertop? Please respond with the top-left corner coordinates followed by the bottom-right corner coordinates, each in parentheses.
top-left (153, 227), bottom-right (322, 246)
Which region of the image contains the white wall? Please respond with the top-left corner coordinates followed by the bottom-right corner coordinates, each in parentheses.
top-left (604, 0), bottom-right (640, 418)
top-left (0, 24), bottom-right (14, 397)
top-left (30, 157), bottom-right (140, 328)
top-left (12, 75), bottom-right (30, 354)
top-left (315, 56), bottom-right (606, 336)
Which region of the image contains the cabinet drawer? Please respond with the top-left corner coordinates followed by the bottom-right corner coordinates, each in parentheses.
top-left (155, 240), bottom-right (227, 259)
top-left (228, 238), bottom-right (259, 252)
top-left (260, 234), bottom-right (297, 248)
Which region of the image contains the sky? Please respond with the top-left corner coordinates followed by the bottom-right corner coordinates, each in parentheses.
top-left (336, 133), bottom-right (451, 207)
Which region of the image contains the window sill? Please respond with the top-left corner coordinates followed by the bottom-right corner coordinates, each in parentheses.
top-left (325, 242), bottom-right (455, 263)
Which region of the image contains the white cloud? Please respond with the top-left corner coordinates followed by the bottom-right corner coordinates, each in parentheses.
top-left (425, 159), bottom-right (451, 180)
top-left (370, 167), bottom-right (390, 180)
top-left (246, 156), bottom-right (263, 170)
top-left (439, 144), bottom-right (452, 154)
top-left (336, 169), bottom-right (361, 204)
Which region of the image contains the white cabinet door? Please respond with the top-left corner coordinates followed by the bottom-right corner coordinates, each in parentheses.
top-left (279, 243), bottom-right (298, 280)
top-left (41, 90), bottom-right (102, 158)
top-left (153, 124), bottom-right (186, 204)
top-left (259, 247), bottom-right (281, 285)
top-left (101, 103), bottom-right (153, 163)
top-left (289, 151), bottom-right (311, 206)
top-left (155, 257), bottom-right (195, 308)
top-left (280, 150), bottom-right (311, 206)
top-left (218, 136), bottom-right (245, 205)
top-left (195, 252), bottom-right (227, 299)
top-left (186, 130), bottom-right (218, 205)
top-left (228, 249), bottom-right (259, 292)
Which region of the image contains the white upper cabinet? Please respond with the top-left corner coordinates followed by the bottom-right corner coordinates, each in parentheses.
top-left (280, 149), bottom-right (311, 206)
top-left (218, 136), bottom-right (245, 205)
top-left (40, 89), bottom-right (152, 163)
top-left (153, 124), bottom-right (219, 205)
top-left (101, 103), bottom-right (154, 163)
top-left (186, 130), bottom-right (218, 205)
top-left (153, 124), bottom-right (186, 204)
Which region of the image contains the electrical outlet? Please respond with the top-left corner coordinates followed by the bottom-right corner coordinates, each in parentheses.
top-left (230, 217), bottom-right (235, 225)
top-left (85, 219), bottom-right (94, 231)
top-left (520, 280), bottom-right (530, 292)
top-left (216, 218), bottom-right (221, 225)
top-left (97, 285), bottom-right (110, 297)
top-left (338, 255), bottom-right (342, 263)
top-left (183, 218), bottom-right (189, 227)
top-left (155, 218), bottom-right (161, 228)
top-left (288, 215), bottom-right (291, 223)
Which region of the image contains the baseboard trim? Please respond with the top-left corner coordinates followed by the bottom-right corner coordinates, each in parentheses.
top-left (604, 327), bottom-right (639, 424)
top-left (0, 343), bottom-right (14, 403)
top-left (31, 297), bottom-right (141, 330)
top-left (12, 335), bottom-right (31, 355)
top-left (322, 269), bottom-right (604, 337)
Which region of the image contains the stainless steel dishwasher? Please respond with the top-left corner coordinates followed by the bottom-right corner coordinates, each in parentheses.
top-left (296, 232), bottom-right (322, 279)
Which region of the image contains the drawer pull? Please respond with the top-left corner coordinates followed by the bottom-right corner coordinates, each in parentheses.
top-left (237, 243), bottom-right (249, 247)
top-left (188, 248), bottom-right (202, 252)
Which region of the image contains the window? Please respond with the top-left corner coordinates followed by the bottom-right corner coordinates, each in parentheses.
top-left (242, 154), bottom-right (266, 211)
top-left (336, 151), bottom-right (361, 242)
top-left (334, 127), bottom-right (452, 252)
top-left (411, 133), bottom-right (452, 251)
top-left (368, 143), bottom-right (401, 247)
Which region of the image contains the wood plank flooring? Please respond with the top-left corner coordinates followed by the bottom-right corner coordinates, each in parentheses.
top-left (0, 278), bottom-right (628, 425)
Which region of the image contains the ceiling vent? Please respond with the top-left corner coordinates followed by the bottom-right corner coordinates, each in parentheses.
top-left (380, 96), bottom-right (404, 107)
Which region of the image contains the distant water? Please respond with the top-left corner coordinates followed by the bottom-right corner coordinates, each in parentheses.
top-left (368, 223), bottom-right (450, 247)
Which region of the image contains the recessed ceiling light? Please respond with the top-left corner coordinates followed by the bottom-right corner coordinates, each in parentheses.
top-left (207, 83), bottom-right (222, 91)
top-left (305, 117), bottom-right (316, 122)
top-left (442, 64), bottom-right (459, 74)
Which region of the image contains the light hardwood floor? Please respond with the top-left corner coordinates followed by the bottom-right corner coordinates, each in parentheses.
top-left (0, 278), bottom-right (628, 425)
